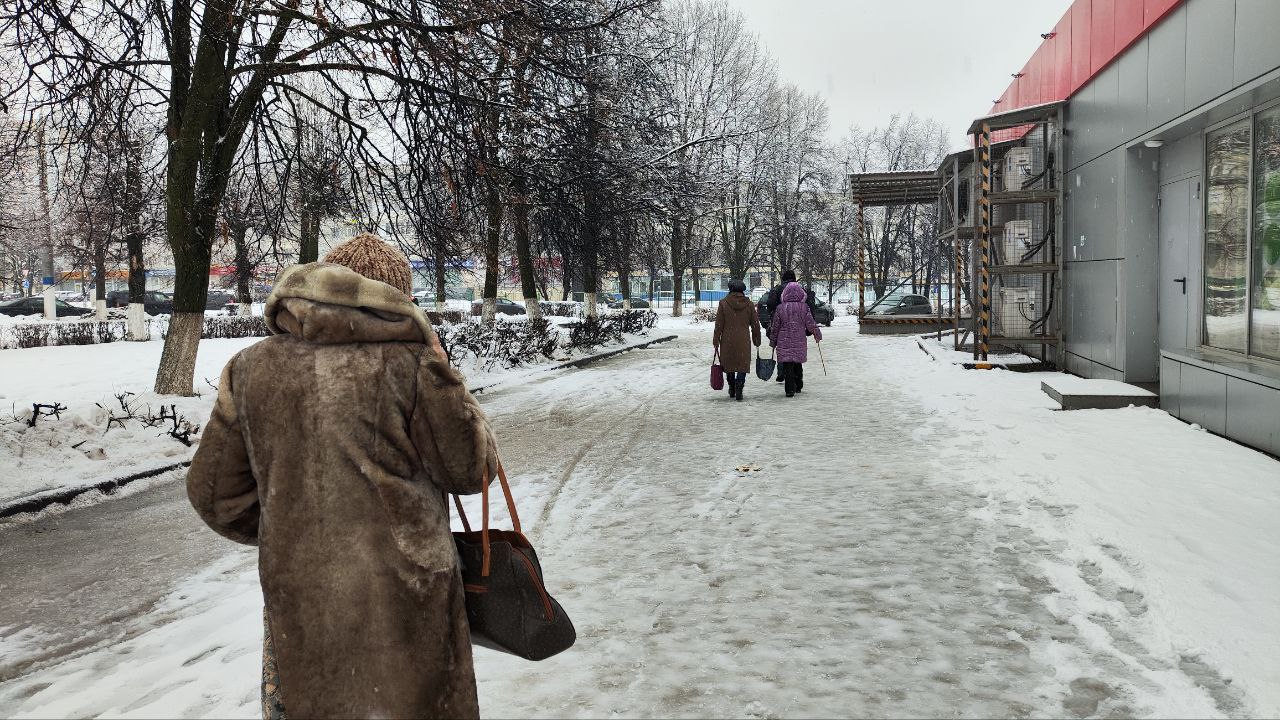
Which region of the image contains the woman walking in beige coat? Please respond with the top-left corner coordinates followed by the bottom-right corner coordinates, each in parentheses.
top-left (187, 233), bottom-right (499, 719)
top-left (713, 279), bottom-right (762, 401)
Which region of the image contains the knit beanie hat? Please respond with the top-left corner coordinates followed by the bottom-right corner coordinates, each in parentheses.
top-left (322, 232), bottom-right (413, 297)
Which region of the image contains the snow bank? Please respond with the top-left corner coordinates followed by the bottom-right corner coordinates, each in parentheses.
top-left (0, 338), bottom-right (261, 504)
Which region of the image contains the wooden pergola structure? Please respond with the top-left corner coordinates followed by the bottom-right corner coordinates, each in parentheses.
top-left (847, 171), bottom-right (940, 318)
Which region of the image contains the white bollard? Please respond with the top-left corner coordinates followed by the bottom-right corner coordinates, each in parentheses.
top-left (126, 302), bottom-right (149, 341)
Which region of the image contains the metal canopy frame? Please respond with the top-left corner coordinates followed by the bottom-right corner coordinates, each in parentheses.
top-left (848, 171), bottom-right (942, 318)
top-left (960, 101), bottom-right (1065, 366)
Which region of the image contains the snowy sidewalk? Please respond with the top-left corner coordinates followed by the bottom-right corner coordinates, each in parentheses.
top-left (0, 322), bottom-right (1276, 718)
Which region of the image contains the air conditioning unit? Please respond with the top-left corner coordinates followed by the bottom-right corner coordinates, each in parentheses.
top-left (993, 286), bottom-right (1041, 338)
top-left (1002, 147), bottom-right (1034, 190)
top-left (1002, 220), bottom-right (1035, 265)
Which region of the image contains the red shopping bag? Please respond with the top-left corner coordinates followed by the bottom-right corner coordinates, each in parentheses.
top-left (710, 349), bottom-right (724, 391)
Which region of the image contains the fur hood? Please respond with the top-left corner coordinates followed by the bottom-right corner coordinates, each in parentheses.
top-left (265, 262), bottom-right (436, 346)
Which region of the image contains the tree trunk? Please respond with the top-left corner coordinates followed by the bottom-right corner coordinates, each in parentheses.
top-left (691, 266), bottom-right (700, 308)
top-left (482, 177), bottom-right (502, 325)
top-left (299, 210), bottom-right (320, 263)
top-left (125, 141), bottom-right (149, 339)
top-left (671, 269), bottom-right (684, 316)
top-left (580, 216), bottom-right (599, 319)
top-left (434, 233), bottom-right (448, 312)
top-left (512, 180), bottom-right (541, 320)
top-left (233, 224), bottom-right (253, 314)
top-left (94, 238), bottom-right (107, 320)
top-left (155, 214), bottom-right (213, 395)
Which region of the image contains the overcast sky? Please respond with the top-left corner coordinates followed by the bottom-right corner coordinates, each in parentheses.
top-left (720, 0), bottom-right (1070, 150)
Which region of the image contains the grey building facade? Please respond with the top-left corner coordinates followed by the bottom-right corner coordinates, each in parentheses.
top-left (1059, 0), bottom-right (1280, 455)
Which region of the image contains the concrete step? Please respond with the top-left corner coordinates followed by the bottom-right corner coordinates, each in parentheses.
top-left (1041, 375), bottom-right (1158, 410)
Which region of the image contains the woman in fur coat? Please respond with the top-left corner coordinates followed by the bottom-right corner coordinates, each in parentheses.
top-left (187, 233), bottom-right (499, 719)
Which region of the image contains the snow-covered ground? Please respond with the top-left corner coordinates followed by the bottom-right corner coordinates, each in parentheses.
top-left (1, 319), bottom-right (1277, 718)
top-left (0, 319), bottom-right (670, 506)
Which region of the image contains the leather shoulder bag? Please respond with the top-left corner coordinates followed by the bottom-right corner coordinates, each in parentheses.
top-left (452, 463), bottom-right (576, 661)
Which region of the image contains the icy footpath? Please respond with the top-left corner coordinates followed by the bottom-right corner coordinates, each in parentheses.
top-left (1, 322), bottom-right (1276, 718)
top-left (872, 334), bottom-right (1280, 717)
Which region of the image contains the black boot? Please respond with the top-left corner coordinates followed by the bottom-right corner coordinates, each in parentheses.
top-left (736, 379), bottom-right (744, 401)
top-left (783, 363), bottom-right (795, 397)
top-left (795, 364), bottom-right (804, 394)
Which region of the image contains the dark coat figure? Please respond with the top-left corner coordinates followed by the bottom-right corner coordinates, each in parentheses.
top-left (188, 234), bottom-right (498, 720)
top-left (713, 282), bottom-right (761, 400)
top-left (769, 282), bottom-right (822, 397)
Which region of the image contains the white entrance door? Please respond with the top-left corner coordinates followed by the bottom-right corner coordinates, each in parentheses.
top-left (1158, 176), bottom-right (1199, 352)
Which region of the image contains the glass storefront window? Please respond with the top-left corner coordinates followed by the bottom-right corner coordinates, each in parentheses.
top-left (1252, 107), bottom-right (1280, 360)
top-left (1204, 121), bottom-right (1251, 353)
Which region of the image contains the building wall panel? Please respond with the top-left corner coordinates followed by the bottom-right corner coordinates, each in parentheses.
top-left (1159, 130), bottom-right (1201, 181)
top-left (1233, 0), bottom-right (1280, 86)
top-left (1115, 37), bottom-right (1150, 142)
top-left (1178, 362), bottom-right (1228, 433)
top-left (1184, 0), bottom-right (1237, 110)
top-left (1225, 377), bottom-right (1280, 456)
top-left (1146, 3), bottom-right (1187, 128)
top-left (1120, 147), bottom-right (1161, 381)
top-left (1160, 357), bottom-right (1181, 414)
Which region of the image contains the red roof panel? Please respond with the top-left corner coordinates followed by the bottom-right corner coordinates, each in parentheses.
top-left (1070, 1), bottom-right (1092, 92)
top-left (980, 0), bottom-right (1186, 132)
top-left (1090, 0), bottom-right (1117, 75)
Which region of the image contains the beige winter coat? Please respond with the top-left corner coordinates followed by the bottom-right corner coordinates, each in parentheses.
top-left (187, 262), bottom-right (498, 719)
top-left (713, 291), bottom-right (762, 374)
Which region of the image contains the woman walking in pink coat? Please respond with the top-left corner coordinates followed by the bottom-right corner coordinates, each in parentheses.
top-left (768, 282), bottom-right (822, 397)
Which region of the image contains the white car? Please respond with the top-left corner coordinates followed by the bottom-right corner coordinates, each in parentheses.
top-left (749, 287), bottom-right (769, 302)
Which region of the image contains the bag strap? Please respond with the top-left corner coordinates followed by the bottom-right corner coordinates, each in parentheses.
top-left (452, 461), bottom-right (522, 578)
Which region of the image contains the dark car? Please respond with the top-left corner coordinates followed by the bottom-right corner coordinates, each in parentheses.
top-left (0, 296), bottom-right (89, 318)
top-left (757, 294), bottom-right (836, 328)
top-left (869, 293), bottom-right (933, 315)
top-left (107, 290), bottom-right (174, 315)
top-left (607, 298), bottom-right (651, 309)
top-left (470, 297), bottom-right (527, 316)
top-left (205, 292), bottom-right (236, 311)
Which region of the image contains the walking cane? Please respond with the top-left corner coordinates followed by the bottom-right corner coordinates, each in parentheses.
top-left (816, 339), bottom-right (827, 376)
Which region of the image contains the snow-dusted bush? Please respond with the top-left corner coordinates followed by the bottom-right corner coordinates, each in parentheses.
top-left (436, 319), bottom-right (561, 370)
top-left (690, 307), bottom-right (716, 324)
top-left (424, 309), bottom-right (468, 325)
top-left (538, 301), bottom-right (583, 318)
top-left (156, 315), bottom-right (271, 340)
top-left (0, 319), bottom-right (129, 350)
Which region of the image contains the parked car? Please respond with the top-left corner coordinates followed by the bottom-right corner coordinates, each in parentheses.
top-left (54, 290), bottom-right (84, 302)
top-left (106, 290), bottom-right (174, 315)
top-left (205, 292), bottom-right (236, 311)
top-left (757, 293), bottom-right (836, 328)
top-left (869, 293), bottom-right (933, 315)
top-left (607, 298), bottom-right (651, 309)
top-left (470, 297), bottom-right (527, 316)
top-left (0, 296), bottom-right (89, 318)
top-left (749, 287), bottom-right (769, 302)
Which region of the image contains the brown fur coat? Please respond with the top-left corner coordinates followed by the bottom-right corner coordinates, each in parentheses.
top-left (187, 262), bottom-right (498, 719)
